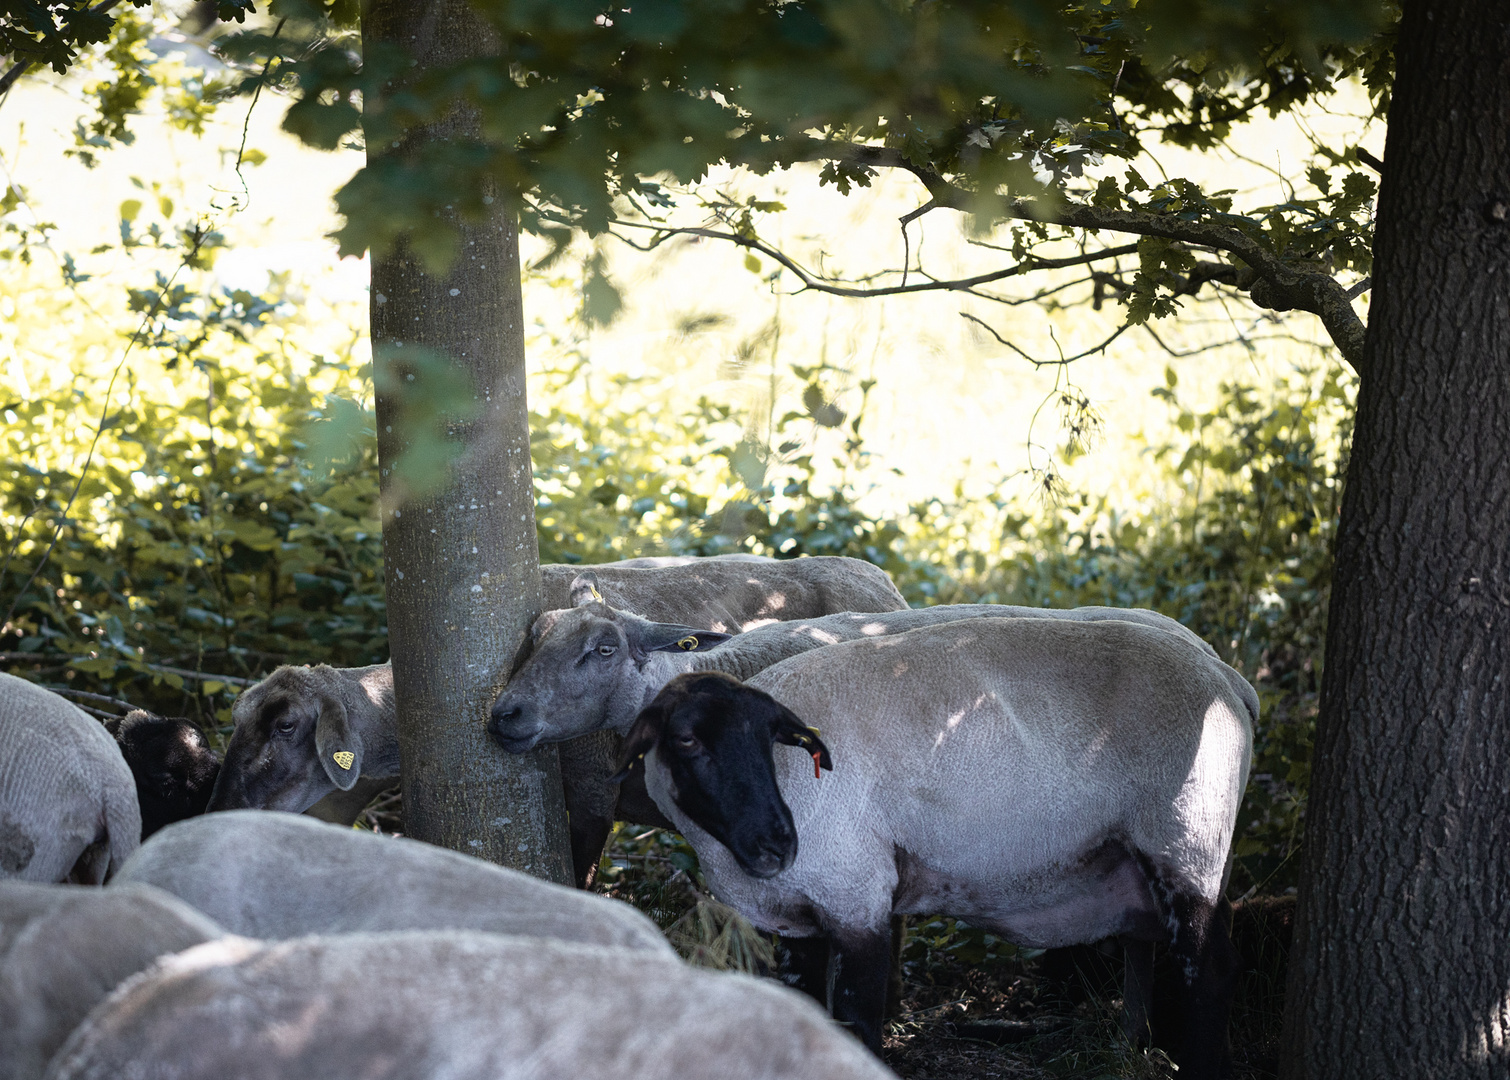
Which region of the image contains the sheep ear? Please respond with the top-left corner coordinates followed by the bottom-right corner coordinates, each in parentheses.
top-left (570, 571), bottom-right (606, 608)
top-left (314, 694), bottom-right (363, 790)
top-left (609, 700), bottom-right (668, 784)
top-left (771, 705), bottom-right (833, 773)
top-left (632, 623), bottom-right (734, 655)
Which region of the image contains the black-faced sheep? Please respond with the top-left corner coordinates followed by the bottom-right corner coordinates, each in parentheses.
top-left (617, 618), bottom-right (1256, 1078)
top-left (103, 710), bottom-right (220, 839)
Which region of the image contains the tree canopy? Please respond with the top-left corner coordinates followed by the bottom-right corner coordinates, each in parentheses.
top-left (209, 0), bottom-right (1397, 368)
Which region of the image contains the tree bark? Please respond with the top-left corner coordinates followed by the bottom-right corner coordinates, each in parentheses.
top-left (365, 0), bottom-right (572, 882)
top-left (1280, 2), bottom-right (1510, 1076)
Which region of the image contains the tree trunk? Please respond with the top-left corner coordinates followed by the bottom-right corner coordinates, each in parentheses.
top-left (365, 0), bottom-right (572, 882)
top-left (1280, 2), bottom-right (1510, 1075)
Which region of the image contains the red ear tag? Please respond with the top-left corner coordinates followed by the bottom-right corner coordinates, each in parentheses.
top-left (811, 750), bottom-right (822, 779)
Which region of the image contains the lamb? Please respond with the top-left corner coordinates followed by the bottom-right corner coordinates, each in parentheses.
top-left (111, 810), bottom-right (673, 955)
top-left (488, 600), bottom-right (1234, 751)
top-left (617, 618), bottom-right (1257, 1078)
top-left (0, 880), bottom-right (223, 1080)
top-left (208, 555), bottom-right (907, 885)
top-left (103, 711), bottom-right (221, 839)
top-left (0, 672), bottom-right (139, 883)
top-left (45, 932), bottom-right (893, 1080)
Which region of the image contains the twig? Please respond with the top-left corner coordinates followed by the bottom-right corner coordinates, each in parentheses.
top-left (959, 313), bottom-right (1129, 367)
top-left (142, 663), bottom-right (255, 687)
top-left (0, 651), bottom-right (254, 686)
top-left (42, 685), bottom-right (135, 712)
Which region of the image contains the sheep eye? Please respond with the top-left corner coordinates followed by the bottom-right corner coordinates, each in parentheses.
top-left (671, 733), bottom-right (699, 752)
top-left (274, 719), bottom-right (298, 736)
top-left (596, 644), bottom-right (617, 657)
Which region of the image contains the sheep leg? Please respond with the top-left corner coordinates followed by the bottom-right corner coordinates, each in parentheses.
top-left (829, 926), bottom-right (893, 1054)
top-left (777, 935), bottom-right (831, 1007)
top-left (558, 732), bottom-right (624, 888)
top-left (1166, 894), bottom-right (1238, 1080)
top-left (886, 915), bottom-right (907, 1017)
top-left (1120, 937), bottom-right (1155, 1047)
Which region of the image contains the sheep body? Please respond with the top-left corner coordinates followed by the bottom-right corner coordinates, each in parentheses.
top-left (0, 673), bottom-right (139, 883)
top-left (111, 810), bottom-right (673, 955)
top-left (493, 601), bottom-right (1237, 751)
top-left (45, 931), bottom-right (891, 1080)
top-left (0, 880), bottom-right (223, 1080)
top-left (630, 618), bottom-right (1255, 1072)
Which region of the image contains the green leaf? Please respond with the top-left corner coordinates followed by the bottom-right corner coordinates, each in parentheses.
top-left (119, 199), bottom-right (142, 222)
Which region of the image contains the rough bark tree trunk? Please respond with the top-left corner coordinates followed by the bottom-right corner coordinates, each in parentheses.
top-left (365, 0), bottom-right (572, 882)
top-left (1280, 2), bottom-right (1510, 1075)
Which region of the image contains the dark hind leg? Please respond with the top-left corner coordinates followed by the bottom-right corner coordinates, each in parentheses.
top-left (1164, 894), bottom-right (1239, 1080)
top-left (1121, 937), bottom-right (1156, 1048)
top-left (776, 935), bottom-right (831, 1008)
top-left (887, 915), bottom-right (907, 1017)
top-left (829, 925), bottom-right (894, 1054)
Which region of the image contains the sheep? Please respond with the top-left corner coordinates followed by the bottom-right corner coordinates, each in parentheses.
top-left (489, 600), bottom-right (1232, 752)
top-left (0, 672), bottom-right (139, 884)
top-left (207, 555), bottom-right (907, 885)
top-left (103, 711), bottom-right (221, 839)
top-left (616, 618), bottom-right (1257, 1078)
top-left (44, 932), bottom-right (893, 1080)
top-left (0, 880), bottom-right (223, 1080)
top-left (111, 810), bottom-right (674, 955)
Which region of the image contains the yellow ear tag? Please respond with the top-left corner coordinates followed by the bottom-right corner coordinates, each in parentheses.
top-left (332, 751), bottom-right (354, 770)
top-left (677, 636), bottom-right (699, 651)
top-left (590, 586), bottom-right (604, 602)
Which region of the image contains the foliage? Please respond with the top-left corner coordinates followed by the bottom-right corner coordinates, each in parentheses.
top-left (0, 0), bottom-right (152, 77)
top-left (0, 174), bottom-right (1346, 894)
top-left (171, 0), bottom-right (1387, 372)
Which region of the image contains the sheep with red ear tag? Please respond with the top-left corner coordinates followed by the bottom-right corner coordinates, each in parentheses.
top-left (619, 618), bottom-right (1255, 1080)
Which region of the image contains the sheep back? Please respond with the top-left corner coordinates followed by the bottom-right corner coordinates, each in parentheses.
top-left (45, 932), bottom-right (892, 1080)
top-left (111, 811), bottom-right (671, 954)
top-left (0, 880), bottom-right (223, 1080)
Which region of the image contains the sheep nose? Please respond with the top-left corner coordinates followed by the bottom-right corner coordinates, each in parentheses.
top-left (491, 702), bottom-right (523, 725)
top-left (487, 701), bottom-right (543, 753)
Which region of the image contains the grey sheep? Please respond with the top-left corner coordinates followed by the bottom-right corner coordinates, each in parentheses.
top-left (45, 931), bottom-right (894, 1080)
top-left (207, 555), bottom-right (907, 884)
top-left (0, 879), bottom-right (223, 1080)
top-left (111, 810), bottom-right (673, 955)
top-left (490, 600), bottom-right (1235, 751)
top-left (619, 618), bottom-right (1256, 1076)
top-left (0, 672), bottom-right (139, 883)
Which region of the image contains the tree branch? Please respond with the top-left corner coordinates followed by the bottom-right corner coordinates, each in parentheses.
top-left (603, 214), bottom-right (1139, 301)
top-left (791, 139), bottom-right (1369, 371)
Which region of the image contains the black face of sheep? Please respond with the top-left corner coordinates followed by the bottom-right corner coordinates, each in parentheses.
top-left (106, 711), bottom-right (221, 838)
top-left (615, 673), bottom-right (831, 879)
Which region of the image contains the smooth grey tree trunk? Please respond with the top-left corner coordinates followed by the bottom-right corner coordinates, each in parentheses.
top-left (365, 0), bottom-right (572, 883)
top-left (1280, 2), bottom-right (1510, 1075)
